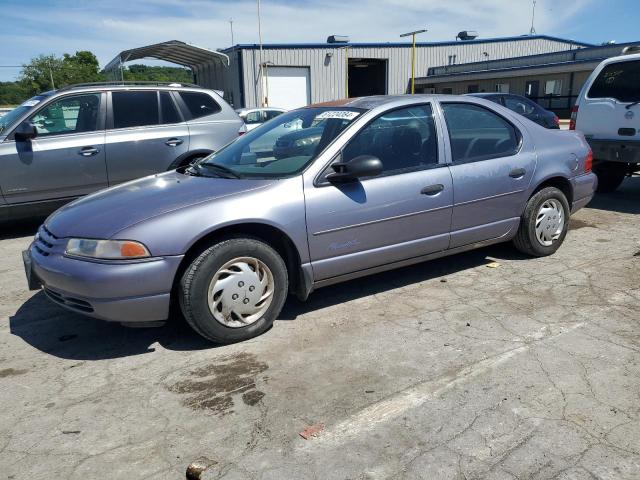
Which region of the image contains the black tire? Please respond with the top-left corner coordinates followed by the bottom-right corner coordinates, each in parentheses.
top-left (593, 161), bottom-right (626, 193)
top-left (179, 237), bottom-right (288, 344)
top-left (513, 187), bottom-right (570, 257)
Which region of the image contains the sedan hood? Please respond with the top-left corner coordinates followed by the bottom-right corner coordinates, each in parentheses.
top-left (46, 171), bottom-right (273, 239)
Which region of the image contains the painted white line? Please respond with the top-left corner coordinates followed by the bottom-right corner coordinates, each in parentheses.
top-left (300, 322), bottom-right (584, 448)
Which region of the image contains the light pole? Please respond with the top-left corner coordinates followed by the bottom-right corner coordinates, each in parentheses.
top-left (400, 29), bottom-right (427, 94)
top-left (229, 18), bottom-right (234, 46)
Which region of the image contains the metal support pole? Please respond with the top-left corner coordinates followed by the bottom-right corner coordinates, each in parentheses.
top-left (257, 0), bottom-right (265, 107)
top-left (411, 34), bottom-right (416, 94)
top-left (345, 46), bottom-right (349, 98)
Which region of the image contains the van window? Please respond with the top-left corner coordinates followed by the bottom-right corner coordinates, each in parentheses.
top-left (588, 60), bottom-right (640, 102)
top-left (112, 91), bottom-right (159, 129)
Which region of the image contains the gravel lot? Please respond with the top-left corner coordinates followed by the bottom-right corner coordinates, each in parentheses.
top-left (1, 178), bottom-right (639, 480)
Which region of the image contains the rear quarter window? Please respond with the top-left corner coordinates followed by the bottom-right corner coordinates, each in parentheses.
top-left (179, 92), bottom-right (222, 119)
top-left (588, 60), bottom-right (640, 102)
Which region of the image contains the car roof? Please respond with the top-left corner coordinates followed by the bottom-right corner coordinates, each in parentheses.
top-left (467, 92), bottom-right (500, 97)
top-left (51, 82), bottom-right (212, 95)
top-left (307, 94), bottom-right (476, 111)
top-left (236, 107), bottom-right (286, 113)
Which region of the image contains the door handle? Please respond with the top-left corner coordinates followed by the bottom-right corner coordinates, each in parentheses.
top-left (78, 146), bottom-right (99, 157)
top-left (165, 138), bottom-right (184, 147)
top-left (509, 168), bottom-right (526, 178)
top-left (420, 184), bottom-right (444, 196)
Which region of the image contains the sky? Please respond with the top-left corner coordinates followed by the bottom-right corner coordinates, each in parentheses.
top-left (1, 0), bottom-right (639, 81)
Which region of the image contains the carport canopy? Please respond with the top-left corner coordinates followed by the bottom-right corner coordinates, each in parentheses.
top-left (104, 40), bottom-right (229, 75)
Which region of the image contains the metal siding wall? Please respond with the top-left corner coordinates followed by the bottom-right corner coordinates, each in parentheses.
top-left (238, 38), bottom-right (580, 108)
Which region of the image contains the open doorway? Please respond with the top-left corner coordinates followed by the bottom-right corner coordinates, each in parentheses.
top-left (348, 58), bottom-right (387, 97)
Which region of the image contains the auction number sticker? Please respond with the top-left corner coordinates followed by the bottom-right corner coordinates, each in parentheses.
top-left (316, 110), bottom-right (360, 120)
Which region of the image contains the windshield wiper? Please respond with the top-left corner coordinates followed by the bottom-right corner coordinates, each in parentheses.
top-left (625, 101), bottom-right (640, 110)
top-left (199, 162), bottom-right (242, 179)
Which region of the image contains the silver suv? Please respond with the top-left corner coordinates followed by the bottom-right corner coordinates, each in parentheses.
top-left (0, 82), bottom-right (244, 221)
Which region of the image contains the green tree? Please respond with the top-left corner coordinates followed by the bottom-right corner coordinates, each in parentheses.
top-left (19, 51), bottom-right (103, 95)
top-left (123, 64), bottom-right (193, 83)
top-left (0, 81), bottom-right (29, 106)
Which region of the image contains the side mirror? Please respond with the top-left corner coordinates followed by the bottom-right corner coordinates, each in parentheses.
top-left (326, 154), bottom-right (383, 183)
top-left (14, 121), bottom-right (38, 141)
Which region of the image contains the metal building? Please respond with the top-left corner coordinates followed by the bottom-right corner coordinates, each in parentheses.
top-left (105, 35), bottom-right (589, 110)
top-left (414, 41), bottom-right (638, 118)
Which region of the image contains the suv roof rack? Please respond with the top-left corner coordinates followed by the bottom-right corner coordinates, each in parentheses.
top-left (57, 81), bottom-right (202, 91)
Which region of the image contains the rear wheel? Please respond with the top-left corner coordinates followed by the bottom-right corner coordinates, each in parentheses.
top-left (179, 237), bottom-right (288, 344)
top-left (593, 161), bottom-right (626, 193)
top-left (513, 187), bottom-right (569, 257)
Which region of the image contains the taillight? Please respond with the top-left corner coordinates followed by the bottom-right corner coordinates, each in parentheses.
top-left (584, 149), bottom-right (593, 173)
top-left (569, 105), bottom-right (578, 130)
top-left (238, 125), bottom-right (247, 136)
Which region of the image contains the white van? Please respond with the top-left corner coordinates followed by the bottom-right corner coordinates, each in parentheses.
top-left (572, 49), bottom-right (640, 192)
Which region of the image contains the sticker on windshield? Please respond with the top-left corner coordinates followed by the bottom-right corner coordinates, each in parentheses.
top-left (21, 100), bottom-right (40, 107)
top-left (316, 110), bottom-right (360, 121)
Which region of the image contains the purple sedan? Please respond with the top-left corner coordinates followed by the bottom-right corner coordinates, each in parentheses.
top-left (24, 95), bottom-right (597, 343)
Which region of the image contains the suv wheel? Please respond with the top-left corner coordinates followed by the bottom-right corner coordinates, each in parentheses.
top-left (593, 161), bottom-right (626, 193)
top-left (513, 187), bottom-right (569, 257)
top-left (179, 237), bottom-right (288, 343)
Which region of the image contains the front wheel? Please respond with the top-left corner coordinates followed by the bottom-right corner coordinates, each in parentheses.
top-left (513, 187), bottom-right (570, 257)
top-left (179, 237), bottom-right (288, 344)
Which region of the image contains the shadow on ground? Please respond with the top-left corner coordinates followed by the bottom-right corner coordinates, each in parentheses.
top-left (0, 217), bottom-right (44, 240)
top-left (588, 176), bottom-right (640, 215)
top-left (10, 243), bottom-right (524, 361)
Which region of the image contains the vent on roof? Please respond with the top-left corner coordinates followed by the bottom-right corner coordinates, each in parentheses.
top-left (456, 31), bottom-right (479, 41)
top-left (327, 35), bottom-right (350, 44)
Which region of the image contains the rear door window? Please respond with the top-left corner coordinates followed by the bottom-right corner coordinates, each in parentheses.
top-left (112, 91), bottom-right (159, 129)
top-left (160, 92), bottom-right (181, 124)
top-left (588, 60), bottom-right (640, 102)
top-left (442, 102), bottom-right (520, 163)
top-left (504, 96), bottom-right (536, 115)
top-left (179, 92), bottom-right (221, 118)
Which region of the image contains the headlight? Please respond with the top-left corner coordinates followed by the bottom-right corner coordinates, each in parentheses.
top-left (65, 239), bottom-right (150, 260)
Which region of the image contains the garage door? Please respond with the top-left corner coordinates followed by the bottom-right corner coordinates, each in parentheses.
top-left (263, 67), bottom-right (310, 110)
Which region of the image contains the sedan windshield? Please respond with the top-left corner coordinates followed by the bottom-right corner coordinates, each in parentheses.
top-left (0, 94), bottom-right (51, 135)
top-left (197, 107), bottom-right (364, 178)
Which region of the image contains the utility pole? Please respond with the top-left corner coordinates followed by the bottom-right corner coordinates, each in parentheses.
top-left (529, 0), bottom-right (537, 35)
top-left (229, 18), bottom-right (234, 46)
top-left (400, 29), bottom-right (427, 94)
top-left (48, 60), bottom-right (55, 90)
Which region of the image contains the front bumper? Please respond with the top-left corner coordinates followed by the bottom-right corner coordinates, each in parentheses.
top-left (25, 228), bottom-right (183, 323)
top-left (570, 172), bottom-right (598, 213)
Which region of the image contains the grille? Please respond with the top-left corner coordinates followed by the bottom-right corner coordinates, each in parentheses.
top-left (44, 288), bottom-right (94, 313)
top-left (34, 225), bottom-right (59, 256)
